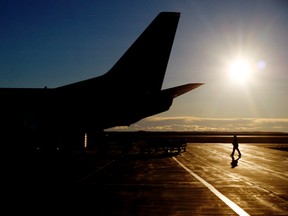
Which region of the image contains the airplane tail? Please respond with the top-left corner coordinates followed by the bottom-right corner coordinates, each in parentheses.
top-left (105, 12), bottom-right (180, 93)
top-left (59, 12), bottom-right (180, 93)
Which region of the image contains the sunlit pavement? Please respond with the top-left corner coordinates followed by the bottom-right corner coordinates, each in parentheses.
top-left (81, 143), bottom-right (288, 215)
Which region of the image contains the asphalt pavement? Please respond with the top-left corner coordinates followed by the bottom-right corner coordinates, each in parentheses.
top-left (79, 143), bottom-right (288, 215)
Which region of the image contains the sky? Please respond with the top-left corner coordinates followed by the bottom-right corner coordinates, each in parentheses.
top-left (1, 0), bottom-right (288, 132)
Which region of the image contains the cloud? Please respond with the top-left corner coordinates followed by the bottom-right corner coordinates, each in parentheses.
top-left (106, 116), bottom-right (288, 132)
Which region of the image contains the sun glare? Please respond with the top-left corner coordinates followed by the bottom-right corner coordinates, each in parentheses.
top-left (228, 58), bottom-right (252, 82)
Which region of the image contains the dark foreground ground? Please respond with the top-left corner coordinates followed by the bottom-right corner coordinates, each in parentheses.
top-left (1, 132), bottom-right (288, 216)
top-left (4, 133), bottom-right (288, 215)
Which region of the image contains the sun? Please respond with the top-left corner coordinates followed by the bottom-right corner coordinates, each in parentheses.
top-left (228, 58), bottom-right (252, 82)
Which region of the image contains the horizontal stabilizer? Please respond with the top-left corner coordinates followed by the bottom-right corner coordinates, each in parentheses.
top-left (162, 83), bottom-right (204, 98)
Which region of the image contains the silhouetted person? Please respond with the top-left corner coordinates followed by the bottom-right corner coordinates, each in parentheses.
top-left (231, 135), bottom-right (241, 157)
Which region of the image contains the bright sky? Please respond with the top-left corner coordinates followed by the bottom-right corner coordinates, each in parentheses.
top-left (1, 0), bottom-right (288, 132)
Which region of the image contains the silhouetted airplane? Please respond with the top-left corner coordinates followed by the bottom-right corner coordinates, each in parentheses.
top-left (0, 12), bottom-right (203, 151)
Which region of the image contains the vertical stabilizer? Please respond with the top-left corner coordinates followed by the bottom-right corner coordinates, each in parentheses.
top-left (57, 12), bottom-right (180, 94)
top-left (105, 12), bottom-right (180, 93)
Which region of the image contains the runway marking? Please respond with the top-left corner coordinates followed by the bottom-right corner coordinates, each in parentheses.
top-left (173, 157), bottom-right (250, 216)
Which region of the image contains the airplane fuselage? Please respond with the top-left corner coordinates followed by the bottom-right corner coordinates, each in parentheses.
top-left (0, 12), bottom-right (203, 151)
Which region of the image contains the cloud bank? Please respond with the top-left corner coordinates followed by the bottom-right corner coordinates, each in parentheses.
top-left (107, 116), bottom-right (288, 133)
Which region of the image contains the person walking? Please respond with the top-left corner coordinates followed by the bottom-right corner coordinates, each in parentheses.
top-left (231, 135), bottom-right (241, 157)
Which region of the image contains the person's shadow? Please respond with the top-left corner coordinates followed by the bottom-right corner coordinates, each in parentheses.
top-left (231, 155), bottom-right (241, 168)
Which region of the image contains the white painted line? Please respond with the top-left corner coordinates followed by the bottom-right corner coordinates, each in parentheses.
top-left (173, 157), bottom-right (250, 216)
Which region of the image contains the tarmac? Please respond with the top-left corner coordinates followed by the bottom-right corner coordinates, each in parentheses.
top-left (6, 143), bottom-right (288, 215)
top-left (77, 143), bottom-right (288, 215)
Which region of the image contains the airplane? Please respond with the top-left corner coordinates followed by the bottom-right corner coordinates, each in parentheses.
top-left (0, 12), bottom-right (203, 152)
